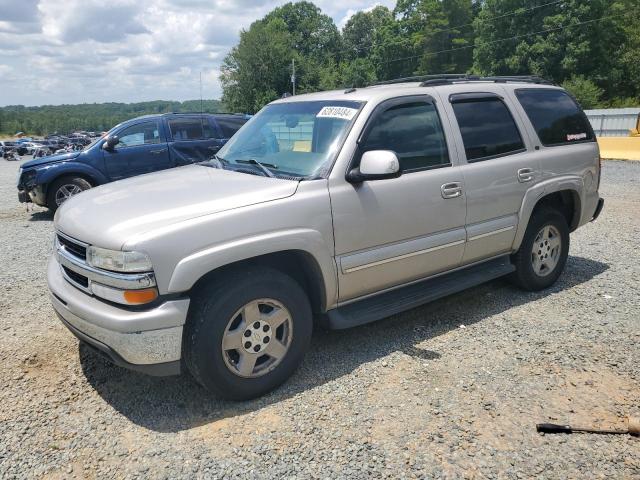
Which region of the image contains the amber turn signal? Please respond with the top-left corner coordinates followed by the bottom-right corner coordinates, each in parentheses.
top-left (123, 288), bottom-right (158, 305)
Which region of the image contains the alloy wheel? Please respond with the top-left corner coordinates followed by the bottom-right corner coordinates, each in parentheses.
top-left (221, 298), bottom-right (293, 378)
top-left (531, 225), bottom-right (561, 277)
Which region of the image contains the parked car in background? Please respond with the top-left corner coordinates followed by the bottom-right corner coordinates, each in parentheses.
top-left (17, 113), bottom-right (250, 211)
top-left (47, 76), bottom-right (603, 399)
top-left (1, 141), bottom-right (17, 158)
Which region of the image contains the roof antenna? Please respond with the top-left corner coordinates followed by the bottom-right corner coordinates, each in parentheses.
top-left (199, 70), bottom-right (203, 114)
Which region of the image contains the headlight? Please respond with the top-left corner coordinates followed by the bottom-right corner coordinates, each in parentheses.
top-left (86, 246), bottom-right (153, 272)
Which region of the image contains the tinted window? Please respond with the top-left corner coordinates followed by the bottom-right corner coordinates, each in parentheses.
top-left (168, 118), bottom-right (206, 140)
top-left (217, 117), bottom-right (248, 138)
top-left (361, 101), bottom-right (449, 171)
top-left (116, 122), bottom-right (161, 148)
top-left (452, 97), bottom-right (524, 161)
top-left (516, 89), bottom-right (595, 146)
top-left (202, 120), bottom-right (216, 140)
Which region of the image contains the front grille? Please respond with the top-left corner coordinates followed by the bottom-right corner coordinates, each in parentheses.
top-left (62, 265), bottom-right (89, 288)
top-left (57, 234), bottom-right (87, 260)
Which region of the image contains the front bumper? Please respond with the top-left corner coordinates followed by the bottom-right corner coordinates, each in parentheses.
top-left (48, 255), bottom-right (189, 375)
top-left (17, 185), bottom-right (46, 206)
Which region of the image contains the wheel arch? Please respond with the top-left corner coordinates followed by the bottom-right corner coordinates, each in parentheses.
top-left (188, 250), bottom-right (329, 315)
top-left (39, 164), bottom-right (105, 196)
top-left (513, 177), bottom-right (584, 251)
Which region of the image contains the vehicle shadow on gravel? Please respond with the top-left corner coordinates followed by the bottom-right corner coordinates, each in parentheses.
top-left (79, 255), bottom-right (608, 433)
top-left (28, 210), bottom-right (54, 221)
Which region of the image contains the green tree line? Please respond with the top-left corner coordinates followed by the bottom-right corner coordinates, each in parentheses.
top-left (0, 99), bottom-right (224, 137)
top-left (221, 0), bottom-right (640, 113)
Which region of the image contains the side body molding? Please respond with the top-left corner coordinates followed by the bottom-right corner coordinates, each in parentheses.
top-left (512, 175), bottom-right (584, 251)
top-left (167, 228), bottom-right (338, 309)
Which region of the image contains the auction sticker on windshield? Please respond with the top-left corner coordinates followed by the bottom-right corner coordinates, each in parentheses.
top-left (317, 106), bottom-right (358, 121)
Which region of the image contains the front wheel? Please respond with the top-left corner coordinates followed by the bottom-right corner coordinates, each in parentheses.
top-left (510, 208), bottom-right (570, 291)
top-left (47, 176), bottom-right (92, 211)
top-left (184, 267), bottom-right (313, 400)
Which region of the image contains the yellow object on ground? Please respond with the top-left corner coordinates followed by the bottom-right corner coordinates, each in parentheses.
top-left (597, 137), bottom-right (640, 161)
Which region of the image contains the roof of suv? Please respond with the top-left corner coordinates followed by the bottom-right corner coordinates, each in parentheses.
top-left (273, 79), bottom-right (562, 105)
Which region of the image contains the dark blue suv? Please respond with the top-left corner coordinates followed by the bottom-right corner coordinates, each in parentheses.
top-left (17, 113), bottom-right (249, 211)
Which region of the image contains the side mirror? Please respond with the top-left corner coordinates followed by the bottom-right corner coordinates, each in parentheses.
top-left (102, 135), bottom-right (119, 150)
top-left (346, 150), bottom-right (401, 183)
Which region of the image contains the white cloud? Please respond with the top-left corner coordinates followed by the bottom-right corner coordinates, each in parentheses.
top-left (0, 0), bottom-right (394, 106)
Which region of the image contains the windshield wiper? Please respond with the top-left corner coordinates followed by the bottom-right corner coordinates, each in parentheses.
top-left (198, 154), bottom-right (228, 169)
top-left (235, 158), bottom-right (277, 178)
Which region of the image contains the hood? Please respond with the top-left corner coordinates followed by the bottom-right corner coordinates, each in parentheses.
top-left (21, 151), bottom-right (81, 168)
top-left (55, 165), bottom-right (299, 249)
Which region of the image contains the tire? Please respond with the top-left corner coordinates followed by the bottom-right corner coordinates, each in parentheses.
top-left (184, 266), bottom-right (313, 400)
top-left (510, 208), bottom-right (570, 291)
top-left (46, 176), bottom-right (92, 212)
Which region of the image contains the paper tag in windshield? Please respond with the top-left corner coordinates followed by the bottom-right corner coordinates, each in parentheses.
top-left (317, 106), bottom-right (358, 121)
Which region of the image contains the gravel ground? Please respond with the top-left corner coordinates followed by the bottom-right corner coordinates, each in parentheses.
top-left (0, 158), bottom-right (639, 479)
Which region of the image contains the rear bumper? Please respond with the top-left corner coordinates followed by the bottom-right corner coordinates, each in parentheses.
top-left (591, 197), bottom-right (604, 221)
top-left (48, 255), bottom-right (189, 375)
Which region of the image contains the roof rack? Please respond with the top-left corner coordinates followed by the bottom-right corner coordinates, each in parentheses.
top-left (373, 74), bottom-right (553, 87)
top-left (374, 74), bottom-right (469, 86)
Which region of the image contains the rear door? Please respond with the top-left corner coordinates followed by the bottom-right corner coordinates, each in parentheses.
top-left (213, 115), bottom-right (249, 151)
top-left (103, 120), bottom-right (171, 180)
top-left (442, 90), bottom-right (541, 264)
top-left (167, 116), bottom-right (221, 166)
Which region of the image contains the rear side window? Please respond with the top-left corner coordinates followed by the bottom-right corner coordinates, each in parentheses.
top-left (515, 89), bottom-right (595, 146)
top-left (361, 101), bottom-right (449, 172)
top-left (451, 96), bottom-right (525, 162)
top-left (216, 117), bottom-right (247, 138)
top-left (168, 118), bottom-right (208, 140)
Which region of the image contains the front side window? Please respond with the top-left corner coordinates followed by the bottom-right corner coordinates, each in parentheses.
top-left (116, 122), bottom-right (161, 148)
top-left (515, 89), bottom-right (595, 146)
top-left (451, 97), bottom-right (525, 161)
top-left (214, 100), bottom-right (363, 178)
top-left (360, 101), bottom-right (449, 171)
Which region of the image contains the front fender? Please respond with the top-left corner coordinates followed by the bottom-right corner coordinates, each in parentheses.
top-left (167, 228), bottom-right (338, 310)
top-left (35, 161), bottom-right (108, 188)
top-left (512, 175), bottom-right (584, 251)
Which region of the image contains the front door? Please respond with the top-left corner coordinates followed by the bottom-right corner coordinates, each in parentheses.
top-left (329, 95), bottom-right (467, 302)
top-left (104, 120), bottom-right (171, 180)
top-left (442, 90), bottom-right (541, 264)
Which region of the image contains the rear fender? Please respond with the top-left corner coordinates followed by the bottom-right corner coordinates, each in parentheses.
top-left (512, 175), bottom-right (584, 251)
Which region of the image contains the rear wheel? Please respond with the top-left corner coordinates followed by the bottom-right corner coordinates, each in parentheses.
top-left (184, 266), bottom-right (313, 400)
top-left (47, 176), bottom-right (92, 211)
top-left (510, 208), bottom-right (569, 291)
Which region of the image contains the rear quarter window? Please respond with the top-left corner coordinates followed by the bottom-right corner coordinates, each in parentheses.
top-left (515, 89), bottom-right (595, 146)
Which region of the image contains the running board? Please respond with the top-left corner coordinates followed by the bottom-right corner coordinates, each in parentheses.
top-left (326, 255), bottom-right (515, 330)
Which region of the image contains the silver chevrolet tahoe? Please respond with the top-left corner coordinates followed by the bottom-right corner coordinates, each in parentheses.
top-left (48, 75), bottom-right (604, 399)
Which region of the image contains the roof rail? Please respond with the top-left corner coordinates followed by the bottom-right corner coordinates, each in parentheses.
top-left (373, 74), bottom-right (554, 87)
top-left (420, 75), bottom-right (553, 86)
top-left (374, 74), bottom-right (470, 86)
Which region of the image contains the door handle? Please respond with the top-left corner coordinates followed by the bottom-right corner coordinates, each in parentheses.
top-left (149, 149), bottom-right (164, 155)
top-left (517, 168), bottom-right (535, 183)
top-left (441, 182), bottom-right (463, 199)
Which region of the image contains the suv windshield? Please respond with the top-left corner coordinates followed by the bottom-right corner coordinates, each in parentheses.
top-left (213, 100), bottom-right (363, 179)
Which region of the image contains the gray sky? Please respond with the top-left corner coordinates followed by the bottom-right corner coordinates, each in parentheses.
top-left (0, 0), bottom-right (394, 106)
